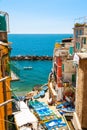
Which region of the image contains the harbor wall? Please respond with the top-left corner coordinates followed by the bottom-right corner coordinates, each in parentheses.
top-left (10, 55), bottom-right (53, 61)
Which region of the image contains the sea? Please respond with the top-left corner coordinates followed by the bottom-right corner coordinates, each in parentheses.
top-left (8, 34), bottom-right (73, 96)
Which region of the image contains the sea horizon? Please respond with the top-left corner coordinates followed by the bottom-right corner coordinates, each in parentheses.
top-left (8, 33), bottom-right (73, 36)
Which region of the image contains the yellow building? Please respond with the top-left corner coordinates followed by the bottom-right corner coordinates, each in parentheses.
top-left (0, 11), bottom-right (12, 130)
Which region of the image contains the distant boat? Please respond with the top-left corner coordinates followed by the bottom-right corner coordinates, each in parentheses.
top-left (23, 66), bottom-right (32, 70)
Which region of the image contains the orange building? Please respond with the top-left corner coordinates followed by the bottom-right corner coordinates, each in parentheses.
top-left (0, 11), bottom-right (12, 130)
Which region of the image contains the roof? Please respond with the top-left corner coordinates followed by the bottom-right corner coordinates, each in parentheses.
top-left (62, 38), bottom-right (73, 43)
top-left (77, 53), bottom-right (87, 59)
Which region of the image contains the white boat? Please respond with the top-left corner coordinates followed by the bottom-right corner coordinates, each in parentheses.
top-left (23, 66), bottom-right (32, 70)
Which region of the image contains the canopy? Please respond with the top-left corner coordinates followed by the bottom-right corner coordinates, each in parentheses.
top-left (14, 111), bottom-right (37, 127)
top-left (14, 101), bottom-right (38, 129)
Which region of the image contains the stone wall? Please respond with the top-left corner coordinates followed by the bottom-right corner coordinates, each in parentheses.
top-left (76, 59), bottom-right (87, 128)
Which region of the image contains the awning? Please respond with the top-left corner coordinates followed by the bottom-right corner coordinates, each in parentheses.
top-left (14, 111), bottom-right (37, 127)
top-left (14, 101), bottom-right (38, 128)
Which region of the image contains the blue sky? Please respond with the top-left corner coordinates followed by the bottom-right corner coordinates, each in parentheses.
top-left (0, 0), bottom-right (87, 34)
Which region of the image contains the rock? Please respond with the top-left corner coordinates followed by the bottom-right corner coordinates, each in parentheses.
top-left (10, 55), bottom-right (53, 61)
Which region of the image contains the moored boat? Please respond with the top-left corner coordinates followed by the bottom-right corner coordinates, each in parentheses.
top-left (23, 66), bottom-right (32, 70)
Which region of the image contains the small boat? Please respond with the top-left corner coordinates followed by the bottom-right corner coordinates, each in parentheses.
top-left (39, 90), bottom-right (45, 98)
top-left (24, 66), bottom-right (32, 70)
top-left (61, 107), bottom-right (75, 113)
top-left (42, 86), bottom-right (48, 92)
top-left (33, 93), bottom-right (41, 99)
top-left (33, 90), bottom-right (45, 99)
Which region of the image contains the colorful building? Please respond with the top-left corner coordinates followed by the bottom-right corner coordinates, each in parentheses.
top-left (48, 17), bottom-right (87, 129)
top-left (48, 38), bottom-right (76, 102)
top-left (73, 22), bottom-right (87, 52)
top-left (0, 11), bottom-right (12, 130)
top-left (72, 18), bottom-right (87, 129)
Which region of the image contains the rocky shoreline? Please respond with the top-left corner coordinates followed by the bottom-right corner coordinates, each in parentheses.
top-left (10, 55), bottom-right (53, 61)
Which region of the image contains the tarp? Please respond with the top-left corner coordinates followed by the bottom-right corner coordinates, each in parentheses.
top-left (14, 101), bottom-right (38, 129)
top-left (14, 111), bottom-right (37, 127)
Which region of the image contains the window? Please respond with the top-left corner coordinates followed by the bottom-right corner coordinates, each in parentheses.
top-left (76, 42), bottom-right (80, 50)
top-left (82, 37), bottom-right (86, 44)
top-left (76, 30), bottom-right (78, 38)
top-left (62, 64), bottom-right (64, 72)
top-left (69, 46), bottom-right (74, 55)
top-left (83, 37), bottom-right (86, 44)
top-left (72, 74), bottom-right (76, 82)
top-left (79, 30), bottom-right (82, 35)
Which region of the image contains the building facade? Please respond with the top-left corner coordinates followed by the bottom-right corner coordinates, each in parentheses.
top-left (48, 39), bottom-right (76, 102)
top-left (72, 19), bottom-right (87, 129)
top-left (0, 11), bottom-right (12, 130)
top-left (73, 23), bottom-right (87, 52)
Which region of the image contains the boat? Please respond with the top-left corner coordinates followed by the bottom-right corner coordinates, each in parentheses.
top-left (33, 90), bottom-right (45, 99)
top-left (42, 86), bottom-right (48, 92)
top-left (39, 90), bottom-right (45, 98)
top-left (61, 107), bottom-right (75, 113)
top-left (33, 93), bottom-right (41, 99)
top-left (23, 66), bottom-right (32, 70)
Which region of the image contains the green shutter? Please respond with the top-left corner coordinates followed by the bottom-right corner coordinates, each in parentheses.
top-left (69, 47), bottom-right (74, 55)
top-left (76, 42), bottom-right (80, 50)
top-left (78, 43), bottom-right (80, 49)
top-left (80, 30), bottom-right (82, 35)
top-left (0, 15), bottom-right (7, 31)
top-left (84, 37), bottom-right (86, 44)
top-left (76, 30), bottom-right (78, 38)
top-left (62, 64), bottom-right (64, 72)
top-left (72, 74), bottom-right (76, 82)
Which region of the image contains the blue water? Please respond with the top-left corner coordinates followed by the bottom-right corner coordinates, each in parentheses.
top-left (8, 34), bottom-right (73, 95)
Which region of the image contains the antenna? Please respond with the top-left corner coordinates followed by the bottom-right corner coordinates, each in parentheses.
top-left (74, 16), bottom-right (87, 24)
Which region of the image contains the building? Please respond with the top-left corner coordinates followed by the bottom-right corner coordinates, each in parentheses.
top-left (72, 18), bottom-right (87, 129)
top-left (73, 21), bottom-right (87, 52)
top-left (48, 38), bottom-right (76, 102)
top-left (48, 17), bottom-right (87, 129)
top-left (73, 53), bottom-right (87, 129)
top-left (0, 11), bottom-right (12, 130)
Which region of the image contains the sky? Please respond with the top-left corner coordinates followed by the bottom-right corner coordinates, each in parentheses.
top-left (0, 0), bottom-right (87, 34)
